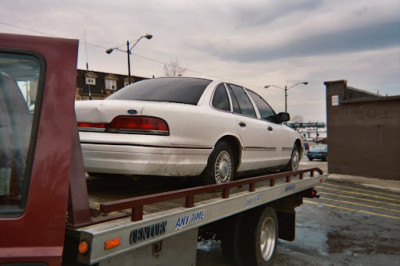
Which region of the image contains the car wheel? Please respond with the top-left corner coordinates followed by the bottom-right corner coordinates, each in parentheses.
top-left (308, 157), bottom-right (313, 161)
top-left (202, 141), bottom-right (235, 184)
top-left (284, 145), bottom-right (300, 171)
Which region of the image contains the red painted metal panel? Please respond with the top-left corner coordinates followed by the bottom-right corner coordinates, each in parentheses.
top-left (0, 33), bottom-right (78, 264)
top-left (67, 122), bottom-right (92, 228)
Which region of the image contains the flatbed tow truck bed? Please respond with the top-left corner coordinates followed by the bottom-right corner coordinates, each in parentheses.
top-left (66, 168), bottom-right (327, 265)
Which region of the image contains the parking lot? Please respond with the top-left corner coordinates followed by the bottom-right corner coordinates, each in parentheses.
top-left (198, 158), bottom-right (400, 265)
top-left (274, 179), bottom-right (400, 265)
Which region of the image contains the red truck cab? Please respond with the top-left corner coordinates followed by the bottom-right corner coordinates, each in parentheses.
top-left (0, 33), bottom-right (81, 265)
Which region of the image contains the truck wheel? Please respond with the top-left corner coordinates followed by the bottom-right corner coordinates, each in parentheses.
top-left (255, 208), bottom-right (279, 265)
top-left (202, 141), bottom-right (235, 184)
top-left (241, 207), bottom-right (279, 266)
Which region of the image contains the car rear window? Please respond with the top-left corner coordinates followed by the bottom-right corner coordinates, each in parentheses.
top-left (311, 145), bottom-right (327, 151)
top-left (106, 77), bottom-right (212, 105)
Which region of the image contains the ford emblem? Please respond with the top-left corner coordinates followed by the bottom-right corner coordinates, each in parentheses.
top-left (127, 109), bottom-right (137, 114)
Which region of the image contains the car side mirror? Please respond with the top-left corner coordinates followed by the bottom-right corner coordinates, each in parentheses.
top-left (276, 112), bottom-right (290, 123)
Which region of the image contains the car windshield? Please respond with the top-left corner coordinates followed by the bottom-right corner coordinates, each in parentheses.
top-left (106, 77), bottom-right (212, 105)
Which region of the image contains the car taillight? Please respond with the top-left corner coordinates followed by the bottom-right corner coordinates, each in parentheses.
top-left (78, 122), bottom-right (107, 131)
top-left (108, 116), bottom-right (169, 135)
top-left (77, 116), bottom-right (169, 135)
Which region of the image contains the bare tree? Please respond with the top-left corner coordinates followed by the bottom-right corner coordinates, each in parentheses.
top-left (163, 57), bottom-right (187, 77)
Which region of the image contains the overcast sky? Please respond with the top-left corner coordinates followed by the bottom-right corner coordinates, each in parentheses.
top-left (1, 0), bottom-right (399, 122)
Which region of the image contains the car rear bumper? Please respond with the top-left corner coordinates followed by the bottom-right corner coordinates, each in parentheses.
top-left (307, 154), bottom-right (327, 160)
top-left (81, 143), bottom-right (212, 176)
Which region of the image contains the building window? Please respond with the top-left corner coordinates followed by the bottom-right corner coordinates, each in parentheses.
top-left (105, 79), bottom-right (117, 90)
top-left (86, 77), bottom-right (96, 85)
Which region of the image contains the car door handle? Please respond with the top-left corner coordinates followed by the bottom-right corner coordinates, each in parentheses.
top-left (267, 126), bottom-right (273, 131)
top-left (239, 122), bottom-right (246, 127)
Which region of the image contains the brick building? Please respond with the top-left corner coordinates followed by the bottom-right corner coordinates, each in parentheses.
top-left (324, 80), bottom-right (400, 180)
top-left (75, 69), bottom-right (147, 100)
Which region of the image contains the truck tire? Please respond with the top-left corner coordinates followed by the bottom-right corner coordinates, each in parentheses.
top-left (240, 207), bottom-right (278, 266)
top-left (221, 207), bottom-right (278, 266)
top-left (202, 141), bottom-right (235, 184)
top-left (220, 214), bottom-right (243, 264)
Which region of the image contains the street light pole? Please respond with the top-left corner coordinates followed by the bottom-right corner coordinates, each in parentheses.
top-left (284, 84), bottom-right (288, 113)
top-left (106, 34), bottom-right (153, 85)
top-left (264, 82), bottom-right (308, 113)
top-left (127, 40), bottom-right (131, 85)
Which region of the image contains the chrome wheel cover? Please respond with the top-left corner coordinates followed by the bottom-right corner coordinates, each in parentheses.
top-left (291, 149), bottom-right (300, 170)
top-left (214, 150), bottom-right (232, 183)
top-left (260, 217), bottom-right (276, 261)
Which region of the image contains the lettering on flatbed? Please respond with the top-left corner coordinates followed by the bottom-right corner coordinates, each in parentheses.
top-left (129, 221), bottom-right (167, 244)
top-left (285, 184), bottom-right (296, 192)
top-left (175, 210), bottom-right (205, 230)
top-left (246, 193), bottom-right (263, 207)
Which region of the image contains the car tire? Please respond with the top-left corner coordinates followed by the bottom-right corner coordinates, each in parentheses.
top-left (308, 157), bottom-right (313, 161)
top-left (202, 141), bottom-right (235, 184)
top-left (284, 145), bottom-right (300, 171)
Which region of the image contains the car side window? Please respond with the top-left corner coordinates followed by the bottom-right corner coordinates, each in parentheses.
top-left (212, 84), bottom-right (230, 111)
top-left (228, 84), bottom-right (257, 118)
top-left (0, 52), bottom-right (41, 217)
top-left (226, 85), bottom-right (241, 114)
top-left (247, 90), bottom-right (276, 123)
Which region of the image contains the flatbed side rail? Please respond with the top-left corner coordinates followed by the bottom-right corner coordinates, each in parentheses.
top-left (100, 168), bottom-right (324, 222)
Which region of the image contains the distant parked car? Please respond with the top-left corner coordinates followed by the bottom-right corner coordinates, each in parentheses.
top-left (76, 77), bottom-right (304, 184)
top-left (303, 142), bottom-right (309, 151)
top-left (307, 144), bottom-right (328, 161)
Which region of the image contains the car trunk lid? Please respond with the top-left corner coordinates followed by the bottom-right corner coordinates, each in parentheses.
top-left (75, 100), bottom-right (146, 123)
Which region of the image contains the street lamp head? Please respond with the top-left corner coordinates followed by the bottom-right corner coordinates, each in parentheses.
top-left (264, 85), bottom-right (270, 89)
top-left (144, 34), bottom-right (153, 40)
top-left (303, 82), bottom-right (309, 85)
top-left (106, 48), bottom-right (114, 54)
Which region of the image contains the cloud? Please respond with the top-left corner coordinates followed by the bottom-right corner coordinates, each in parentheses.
top-left (1, 0), bottom-right (398, 123)
top-left (220, 0), bottom-right (323, 28)
top-left (198, 19), bottom-right (400, 62)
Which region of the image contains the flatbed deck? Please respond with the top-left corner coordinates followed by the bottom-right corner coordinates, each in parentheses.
top-left (73, 168), bottom-right (327, 264)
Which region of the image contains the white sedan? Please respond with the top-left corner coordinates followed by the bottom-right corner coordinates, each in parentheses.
top-left (75, 77), bottom-right (303, 184)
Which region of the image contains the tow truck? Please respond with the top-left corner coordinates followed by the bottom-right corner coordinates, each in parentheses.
top-left (0, 33), bottom-right (327, 266)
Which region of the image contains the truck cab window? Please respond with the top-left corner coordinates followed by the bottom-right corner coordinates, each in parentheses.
top-left (0, 52), bottom-right (41, 216)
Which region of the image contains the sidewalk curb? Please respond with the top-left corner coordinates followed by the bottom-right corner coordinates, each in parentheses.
top-left (327, 174), bottom-right (400, 194)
